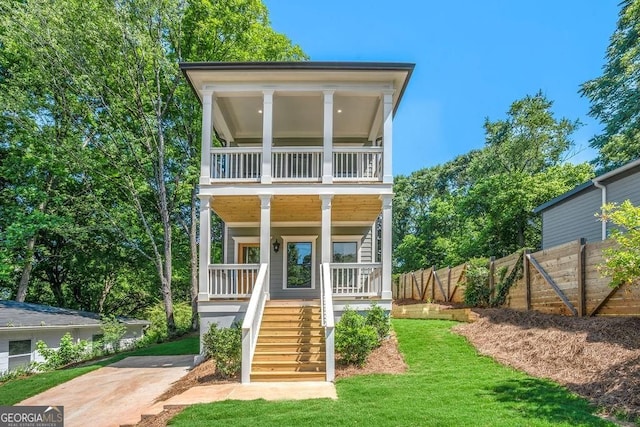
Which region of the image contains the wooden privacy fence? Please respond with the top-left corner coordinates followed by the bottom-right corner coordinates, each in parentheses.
top-left (394, 238), bottom-right (640, 317)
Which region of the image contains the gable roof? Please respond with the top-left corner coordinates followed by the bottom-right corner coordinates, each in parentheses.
top-left (0, 300), bottom-right (149, 331)
top-left (534, 157), bottom-right (640, 214)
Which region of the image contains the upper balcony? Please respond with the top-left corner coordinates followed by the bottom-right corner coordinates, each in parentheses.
top-left (179, 62), bottom-right (415, 186)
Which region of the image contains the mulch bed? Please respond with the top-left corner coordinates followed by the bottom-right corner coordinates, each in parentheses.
top-left (453, 308), bottom-right (640, 420)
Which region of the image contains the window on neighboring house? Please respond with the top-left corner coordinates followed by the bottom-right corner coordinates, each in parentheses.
top-left (8, 339), bottom-right (31, 371)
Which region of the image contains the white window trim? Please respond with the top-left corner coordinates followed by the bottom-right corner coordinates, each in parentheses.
top-left (231, 236), bottom-right (260, 264)
top-left (8, 339), bottom-right (32, 369)
top-left (282, 235), bottom-right (317, 290)
top-left (331, 235), bottom-right (362, 263)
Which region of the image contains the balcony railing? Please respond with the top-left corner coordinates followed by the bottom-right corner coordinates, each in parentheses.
top-left (272, 147), bottom-right (323, 181)
top-left (333, 147), bottom-right (383, 181)
top-left (330, 262), bottom-right (382, 297)
top-left (208, 146), bottom-right (383, 182)
top-left (208, 264), bottom-right (260, 298)
top-left (211, 148), bottom-right (262, 182)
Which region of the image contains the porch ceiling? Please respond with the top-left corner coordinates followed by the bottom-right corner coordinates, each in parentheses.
top-left (210, 195), bottom-right (382, 224)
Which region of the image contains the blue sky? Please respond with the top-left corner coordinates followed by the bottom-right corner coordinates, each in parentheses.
top-left (264, 1), bottom-right (620, 176)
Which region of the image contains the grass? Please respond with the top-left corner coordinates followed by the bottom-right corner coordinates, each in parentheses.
top-left (170, 320), bottom-right (612, 427)
top-left (0, 335), bottom-right (199, 405)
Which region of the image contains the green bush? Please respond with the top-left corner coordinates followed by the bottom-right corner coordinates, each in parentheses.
top-left (335, 308), bottom-right (379, 367)
top-left (463, 258), bottom-right (491, 307)
top-left (141, 301), bottom-right (193, 344)
top-left (365, 303), bottom-right (390, 341)
top-left (202, 322), bottom-right (242, 378)
top-left (36, 333), bottom-right (89, 370)
top-left (100, 316), bottom-right (128, 353)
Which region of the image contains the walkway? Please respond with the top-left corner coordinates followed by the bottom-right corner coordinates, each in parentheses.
top-left (19, 355), bottom-right (193, 427)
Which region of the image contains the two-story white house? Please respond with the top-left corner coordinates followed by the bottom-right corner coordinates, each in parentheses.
top-left (180, 61), bottom-right (413, 383)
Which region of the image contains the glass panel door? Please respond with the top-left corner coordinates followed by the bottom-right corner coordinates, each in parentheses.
top-left (286, 242), bottom-right (312, 288)
top-left (238, 243), bottom-right (259, 294)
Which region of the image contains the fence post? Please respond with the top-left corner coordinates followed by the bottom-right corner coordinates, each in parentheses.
top-left (431, 266), bottom-right (436, 301)
top-left (577, 238), bottom-right (586, 317)
top-left (447, 267), bottom-right (452, 302)
top-left (488, 256), bottom-right (496, 299)
top-left (524, 249), bottom-right (531, 311)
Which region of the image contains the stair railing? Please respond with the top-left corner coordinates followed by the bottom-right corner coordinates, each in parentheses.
top-left (241, 263), bottom-right (268, 384)
top-left (320, 262), bottom-right (335, 382)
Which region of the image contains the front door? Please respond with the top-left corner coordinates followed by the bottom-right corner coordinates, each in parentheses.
top-left (238, 243), bottom-right (260, 295)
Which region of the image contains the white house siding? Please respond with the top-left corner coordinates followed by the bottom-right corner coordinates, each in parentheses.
top-left (0, 325), bottom-right (147, 373)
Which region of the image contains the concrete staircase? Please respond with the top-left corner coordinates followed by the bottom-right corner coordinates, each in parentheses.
top-left (251, 302), bottom-right (326, 382)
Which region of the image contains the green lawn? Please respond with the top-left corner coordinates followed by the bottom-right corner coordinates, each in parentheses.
top-left (171, 320), bottom-right (611, 427)
top-left (0, 335), bottom-right (199, 405)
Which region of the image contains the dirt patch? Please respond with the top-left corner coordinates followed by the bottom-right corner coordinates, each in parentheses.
top-left (453, 309), bottom-right (640, 420)
top-left (154, 359), bottom-right (238, 403)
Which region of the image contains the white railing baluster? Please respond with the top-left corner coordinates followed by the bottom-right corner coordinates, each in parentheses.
top-left (207, 264), bottom-right (260, 298)
top-left (332, 147), bottom-right (382, 181)
top-left (329, 263), bottom-right (381, 297)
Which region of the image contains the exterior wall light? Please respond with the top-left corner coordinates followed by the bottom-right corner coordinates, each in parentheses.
top-left (272, 238), bottom-right (280, 253)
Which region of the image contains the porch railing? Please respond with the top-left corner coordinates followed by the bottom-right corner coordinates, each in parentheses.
top-left (272, 147), bottom-right (323, 181)
top-left (208, 264), bottom-right (260, 298)
top-left (241, 263), bottom-right (268, 384)
top-left (211, 148), bottom-right (262, 181)
top-left (320, 263), bottom-right (335, 382)
top-left (330, 262), bottom-right (382, 297)
top-left (333, 147), bottom-right (383, 181)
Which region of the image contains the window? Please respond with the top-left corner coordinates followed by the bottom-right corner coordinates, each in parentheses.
top-left (283, 236), bottom-right (317, 289)
top-left (332, 242), bottom-right (358, 263)
top-left (8, 339), bottom-right (31, 371)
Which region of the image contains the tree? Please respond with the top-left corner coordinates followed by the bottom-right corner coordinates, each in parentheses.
top-left (598, 200), bottom-right (640, 287)
top-left (581, 0), bottom-right (640, 171)
top-left (0, 0), bottom-right (305, 332)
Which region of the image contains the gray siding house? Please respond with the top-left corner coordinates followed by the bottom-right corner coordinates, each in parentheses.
top-left (534, 158), bottom-right (640, 248)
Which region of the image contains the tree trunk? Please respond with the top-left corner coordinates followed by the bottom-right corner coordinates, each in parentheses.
top-left (189, 185), bottom-right (199, 330)
top-left (15, 236), bottom-right (37, 302)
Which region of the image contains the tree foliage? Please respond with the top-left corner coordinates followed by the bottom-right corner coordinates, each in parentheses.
top-left (598, 200), bottom-right (640, 287)
top-left (0, 0), bottom-right (304, 330)
top-left (393, 93), bottom-right (594, 272)
top-left (581, 0), bottom-right (640, 171)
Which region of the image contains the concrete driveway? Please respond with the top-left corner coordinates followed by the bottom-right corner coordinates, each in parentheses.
top-left (19, 355), bottom-right (193, 427)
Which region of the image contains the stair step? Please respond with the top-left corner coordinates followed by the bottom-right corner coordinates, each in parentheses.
top-left (253, 351), bottom-right (326, 362)
top-left (261, 320), bottom-right (322, 328)
top-left (252, 360), bottom-right (326, 372)
top-left (255, 342), bottom-right (325, 351)
top-left (250, 371), bottom-right (326, 382)
top-left (258, 327), bottom-right (323, 336)
top-left (255, 335), bottom-right (325, 344)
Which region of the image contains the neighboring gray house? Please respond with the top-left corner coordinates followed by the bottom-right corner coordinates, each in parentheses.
top-left (0, 300), bottom-right (149, 373)
top-left (534, 158), bottom-right (640, 249)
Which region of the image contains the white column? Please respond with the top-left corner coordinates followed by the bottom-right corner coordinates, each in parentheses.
top-left (322, 91), bottom-right (334, 184)
top-left (261, 90), bottom-right (274, 184)
top-left (381, 195), bottom-right (393, 300)
top-left (259, 194), bottom-right (271, 298)
top-left (200, 90), bottom-right (214, 185)
top-left (198, 195), bottom-right (212, 301)
top-left (382, 91), bottom-right (394, 184)
top-left (320, 195), bottom-right (333, 263)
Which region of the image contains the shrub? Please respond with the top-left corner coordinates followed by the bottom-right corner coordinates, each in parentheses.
top-left (365, 303), bottom-right (390, 341)
top-left (141, 301), bottom-right (193, 344)
top-left (36, 333), bottom-right (89, 370)
top-left (335, 307), bottom-right (379, 367)
top-left (202, 322), bottom-right (242, 378)
top-left (463, 258), bottom-right (491, 307)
